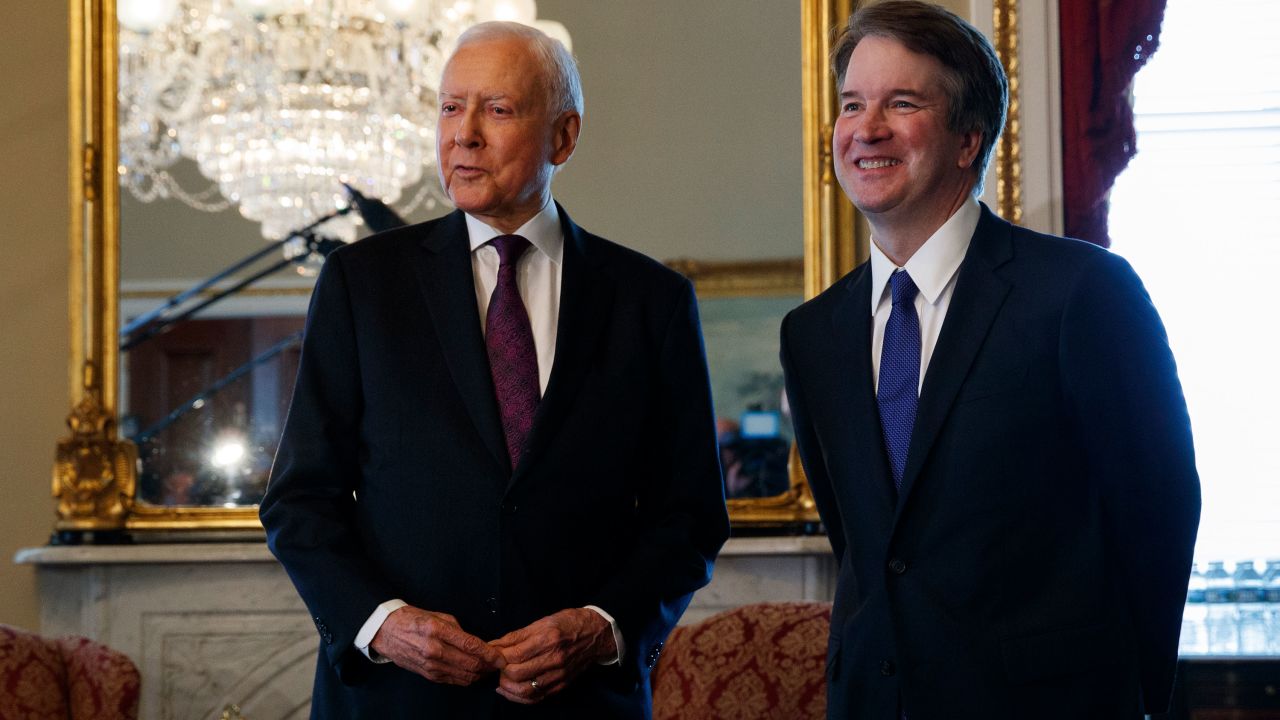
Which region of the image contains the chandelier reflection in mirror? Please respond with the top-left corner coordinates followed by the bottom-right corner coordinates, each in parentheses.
top-left (117, 0), bottom-right (570, 259)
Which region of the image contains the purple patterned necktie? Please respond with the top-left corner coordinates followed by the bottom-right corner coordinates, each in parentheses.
top-left (877, 270), bottom-right (920, 493)
top-left (485, 234), bottom-right (540, 471)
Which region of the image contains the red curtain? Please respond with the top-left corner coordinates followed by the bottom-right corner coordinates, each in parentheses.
top-left (1059, 0), bottom-right (1168, 247)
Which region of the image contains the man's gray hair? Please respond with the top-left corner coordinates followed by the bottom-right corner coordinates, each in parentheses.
top-left (452, 21), bottom-right (584, 118)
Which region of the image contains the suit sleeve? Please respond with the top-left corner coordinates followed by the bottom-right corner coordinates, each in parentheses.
top-left (780, 310), bottom-right (846, 565)
top-left (586, 278), bottom-right (730, 686)
top-left (259, 252), bottom-right (397, 684)
top-left (1060, 250), bottom-right (1200, 713)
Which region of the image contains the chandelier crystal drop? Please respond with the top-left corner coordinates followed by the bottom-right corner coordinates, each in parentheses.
top-left (117, 0), bottom-right (569, 245)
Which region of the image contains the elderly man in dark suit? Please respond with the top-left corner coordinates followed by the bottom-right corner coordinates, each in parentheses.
top-left (261, 21), bottom-right (729, 719)
top-left (779, 3), bottom-right (1200, 718)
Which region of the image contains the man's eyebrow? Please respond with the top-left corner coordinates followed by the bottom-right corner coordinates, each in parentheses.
top-left (437, 90), bottom-right (510, 98)
top-left (840, 88), bottom-right (930, 99)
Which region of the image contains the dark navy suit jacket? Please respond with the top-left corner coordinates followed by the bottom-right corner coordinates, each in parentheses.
top-left (780, 204), bottom-right (1200, 720)
top-left (261, 205), bottom-right (729, 719)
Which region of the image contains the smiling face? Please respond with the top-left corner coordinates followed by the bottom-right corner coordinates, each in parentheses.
top-left (833, 35), bottom-right (981, 243)
top-left (436, 36), bottom-right (579, 233)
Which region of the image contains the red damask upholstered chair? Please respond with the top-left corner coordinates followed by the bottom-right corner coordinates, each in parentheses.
top-left (652, 601), bottom-right (832, 720)
top-left (0, 624), bottom-right (141, 720)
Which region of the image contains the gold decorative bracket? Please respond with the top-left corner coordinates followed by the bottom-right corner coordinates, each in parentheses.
top-left (54, 362), bottom-right (138, 530)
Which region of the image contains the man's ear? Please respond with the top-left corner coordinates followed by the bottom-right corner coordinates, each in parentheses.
top-left (550, 111), bottom-right (581, 167)
top-left (957, 128), bottom-right (983, 171)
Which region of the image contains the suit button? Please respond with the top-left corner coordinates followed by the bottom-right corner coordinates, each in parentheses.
top-left (888, 558), bottom-right (907, 575)
top-left (486, 597), bottom-right (499, 614)
top-left (880, 660), bottom-right (895, 676)
top-left (501, 501), bottom-right (518, 514)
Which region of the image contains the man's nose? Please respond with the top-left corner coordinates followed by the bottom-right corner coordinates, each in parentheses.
top-left (852, 108), bottom-right (891, 144)
top-left (455, 109), bottom-right (482, 147)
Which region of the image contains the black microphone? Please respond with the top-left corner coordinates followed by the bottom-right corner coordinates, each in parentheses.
top-left (308, 235), bottom-right (348, 258)
top-left (342, 183), bottom-right (408, 233)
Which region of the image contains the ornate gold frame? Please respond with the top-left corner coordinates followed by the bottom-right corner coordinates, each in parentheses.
top-left (666, 258), bottom-right (804, 298)
top-left (56, 0), bottom-right (1021, 534)
top-left (994, 0), bottom-right (1023, 225)
top-left (59, 0), bottom-right (261, 534)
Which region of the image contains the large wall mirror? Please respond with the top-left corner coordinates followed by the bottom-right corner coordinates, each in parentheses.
top-left (58, 0), bottom-right (1019, 536)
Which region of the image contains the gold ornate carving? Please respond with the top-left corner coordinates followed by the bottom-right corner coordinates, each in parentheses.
top-left (54, 362), bottom-right (137, 529)
top-left (82, 144), bottom-right (99, 201)
top-left (994, 0), bottom-right (1024, 224)
top-left (803, 0), bottom-right (860, 301)
top-left (727, 445), bottom-right (821, 527)
top-left (665, 258), bottom-right (803, 298)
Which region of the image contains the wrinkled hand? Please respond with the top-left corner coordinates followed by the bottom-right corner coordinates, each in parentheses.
top-left (490, 608), bottom-right (617, 704)
top-left (370, 606), bottom-right (504, 685)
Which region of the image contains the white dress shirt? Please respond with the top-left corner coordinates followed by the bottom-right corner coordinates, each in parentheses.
top-left (869, 197), bottom-right (980, 392)
top-left (355, 199), bottom-right (623, 666)
top-left (466, 201), bottom-right (563, 395)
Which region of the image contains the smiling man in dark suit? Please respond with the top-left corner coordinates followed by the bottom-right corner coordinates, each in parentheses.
top-left (779, 2), bottom-right (1200, 718)
top-left (260, 21), bottom-right (729, 719)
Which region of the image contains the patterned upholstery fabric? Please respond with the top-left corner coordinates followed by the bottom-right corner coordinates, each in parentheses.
top-left (0, 625), bottom-right (69, 719)
top-left (652, 602), bottom-right (831, 720)
top-left (0, 625), bottom-right (140, 720)
top-left (57, 637), bottom-right (141, 719)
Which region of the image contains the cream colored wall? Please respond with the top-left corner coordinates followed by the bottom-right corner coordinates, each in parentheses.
top-left (0, 1), bottom-right (69, 631)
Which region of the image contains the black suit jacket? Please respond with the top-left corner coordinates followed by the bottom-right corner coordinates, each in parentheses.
top-left (780, 205), bottom-right (1200, 720)
top-left (261, 205), bottom-right (729, 719)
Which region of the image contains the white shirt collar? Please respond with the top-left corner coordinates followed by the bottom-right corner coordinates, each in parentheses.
top-left (869, 196), bottom-right (980, 313)
top-left (465, 198), bottom-right (564, 265)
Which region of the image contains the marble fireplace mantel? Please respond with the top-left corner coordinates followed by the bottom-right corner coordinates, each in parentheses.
top-left (16, 536), bottom-right (835, 719)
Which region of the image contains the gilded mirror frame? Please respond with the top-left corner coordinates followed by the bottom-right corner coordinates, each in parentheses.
top-left (56, 0), bottom-right (1021, 534)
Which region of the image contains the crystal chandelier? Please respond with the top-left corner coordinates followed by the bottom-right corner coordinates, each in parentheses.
top-left (117, 0), bottom-right (570, 246)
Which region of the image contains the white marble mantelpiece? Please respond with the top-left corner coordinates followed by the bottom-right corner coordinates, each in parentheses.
top-left (17, 542), bottom-right (315, 720)
top-left (681, 535), bottom-right (836, 624)
top-left (16, 536), bottom-right (834, 719)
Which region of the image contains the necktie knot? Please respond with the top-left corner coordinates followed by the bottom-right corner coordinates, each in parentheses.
top-left (489, 234), bottom-right (532, 267)
top-left (890, 270), bottom-right (919, 307)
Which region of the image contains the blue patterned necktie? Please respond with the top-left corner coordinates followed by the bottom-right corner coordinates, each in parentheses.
top-left (485, 235), bottom-right (540, 471)
top-left (877, 270), bottom-right (920, 492)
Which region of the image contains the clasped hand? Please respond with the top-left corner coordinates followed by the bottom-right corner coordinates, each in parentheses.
top-left (490, 607), bottom-right (615, 704)
top-left (370, 606), bottom-right (616, 704)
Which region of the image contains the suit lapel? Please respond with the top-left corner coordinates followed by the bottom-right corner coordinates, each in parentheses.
top-left (828, 265), bottom-right (898, 523)
top-left (412, 210), bottom-right (509, 475)
top-left (895, 206), bottom-right (1014, 518)
top-left (508, 205), bottom-right (613, 490)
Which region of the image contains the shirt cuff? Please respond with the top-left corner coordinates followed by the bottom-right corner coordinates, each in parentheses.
top-left (354, 599), bottom-right (408, 663)
top-left (583, 605), bottom-right (625, 665)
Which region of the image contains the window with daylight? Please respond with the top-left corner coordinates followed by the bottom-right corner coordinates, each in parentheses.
top-left (1108, 0), bottom-right (1280, 568)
